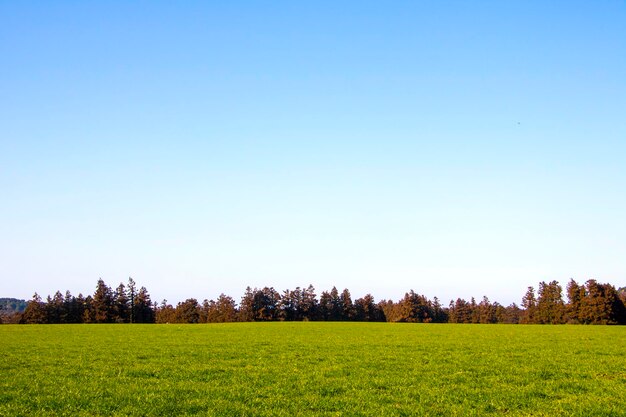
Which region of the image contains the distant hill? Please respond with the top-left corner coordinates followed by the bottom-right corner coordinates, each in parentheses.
top-left (0, 298), bottom-right (27, 314)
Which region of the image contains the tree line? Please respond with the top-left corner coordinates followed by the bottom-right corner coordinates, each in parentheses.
top-left (4, 278), bottom-right (626, 325)
top-left (15, 278), bottom-right (154, 324)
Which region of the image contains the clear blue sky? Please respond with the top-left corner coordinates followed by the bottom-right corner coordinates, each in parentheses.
top-left (1, 1), bottom-right (625, 306)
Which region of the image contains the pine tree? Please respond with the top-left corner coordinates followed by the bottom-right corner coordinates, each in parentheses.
top-left (580, 280), bottom-right (624, 324)
top-left (431, 297), bottom-right (448, 323)
top-left (251, 287), bottom-right (280, 321)
top-left (127, 277), bottom-right (137, 323)
top-left (82, 295), bottom-right (95, 323)
top-left (300, 285), bottom-right (317, 321)
top-left (521, 286), bottom-right (537, 324)
top-left (156, 300), bottom-right (176, 323)
top-left (478, 296), bottom-right (497, 324)
top-left (20, 293), bottom-right (47, 324)
top-left (535, 281), bottom-right (565, 324)
top-left (238, 287), bottom-right (255, 322)
top-left (329, 287), bottom-right (342, 321)
top-left (449, 298), bottom-right (472, 323)
top-left (176, 298), bottom-right (201, 323)
top-left (340, 288), bottom-right (355, 321)
top-left (134, 286), bottom-right (154, 323)
top-left (318, 291), bottom-right (332, 321)
top-left (279, 288), bottom-right (298, 321)
top-left (92, 279), bottom-right (115, 323)
top-left (566, 279), bottom-right (584, 323)
top-left (354, 294), bottom-right (383, 321)
top-left (396, 291), bottom-right (433, 323)
top-left (114, 283), bottom-right (129, 323)
top-left (46, 291), bottom-right (65, 324)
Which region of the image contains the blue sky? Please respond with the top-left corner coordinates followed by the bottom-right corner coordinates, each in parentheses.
top-left (1, 1), bottom-right (625, 305)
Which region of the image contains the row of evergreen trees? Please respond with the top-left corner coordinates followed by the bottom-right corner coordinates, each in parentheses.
top-left (8, 278), bottom-right (626, 325)
top-left (18, 278), bottom-right (154, 324)
top-left (521, 280), bottom-right (626, 324)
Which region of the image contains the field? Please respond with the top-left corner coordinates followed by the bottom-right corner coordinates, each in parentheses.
top-left (1, 323), bottom-right (625, 416)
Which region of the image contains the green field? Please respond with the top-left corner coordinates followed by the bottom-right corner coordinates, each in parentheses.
top-left (1, 323), bottom-right (625, 416)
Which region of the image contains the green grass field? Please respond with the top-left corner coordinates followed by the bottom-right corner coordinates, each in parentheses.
top-left (1, 323), bottom-right (625, 416)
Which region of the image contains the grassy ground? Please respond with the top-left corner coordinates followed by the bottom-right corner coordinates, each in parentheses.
top-left (1, 323), bottom-right (625, 416)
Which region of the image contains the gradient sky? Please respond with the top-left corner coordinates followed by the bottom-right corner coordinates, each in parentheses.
top-left (1, 1), bottom-right (625, 306)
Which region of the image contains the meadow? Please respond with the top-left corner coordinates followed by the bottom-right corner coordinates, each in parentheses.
top-left (1, 323), bottom-right (625, 416)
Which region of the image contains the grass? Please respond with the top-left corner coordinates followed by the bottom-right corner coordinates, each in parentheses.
top-left (1, 323), bottom-right (625, 416)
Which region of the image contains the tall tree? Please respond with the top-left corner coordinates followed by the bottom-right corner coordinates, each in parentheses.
top-left (579, 280), bottom-right (625, 325)
top-left (20, 293), bottom-right (47, 324)
top-left (300, 285), bottom-right (318, 321)
top-left (46, 291), bottom-right (65, 324)
top-left (279, 288), bottom-right (298, 321)
top-left (63, 290), bottom-right (83, 323)
top-left (378, 299), bottom-right (399, 322)
top-left (448, 298), bottom-right (472, 323)
top-left (251, 287), bottom-right (280, 321)
top-left (354, 294), bottom-right (384, 322)
top-left (477, 296), bottom-right (497, 324)
top-left (520, 286), bottom-right (537, 324)
top-left (92, 279), bottom-right (115, 323)
top-left (566, 279), bottom-right (585, 324)
top-left (176, 298), bottom-right (201, 323)
top-left (318, 291), bottom-right (333, 321)
top-left (205, 294), bottom-right (238, 323)
top-left (156, 300), bottom-right (176, 323)
top-left (82, 295), bottom-right (95, 323)
top-left (340, 288), bottom-right (355, 321)
top-left (431, 297), bottom-right (448, 323)
top-left (114, 283), bottom-right (129, 323)
top-left (127, 277), bottom-right (137, 323)
top-left (238, 287), bottom-right (255, 322)
top-left (134, 286), bottom-right (154, 323)
top-left (329, 287), bottom-right (342, 321)
top-left (396, 291), bottom-right (433, 323)
top-left (535, 281), bottom-right (565, 324)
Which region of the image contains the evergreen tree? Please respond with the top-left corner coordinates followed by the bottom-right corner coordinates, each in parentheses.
top-left (63, 291), bottom-right (79, 323)
top-left (300, 285), bottom-right (317, 321)
top-left (340, 288), bottom-right (355, 321)
top-left (431, 297), bottom-right (448, 323)
top-left (127, 277), bottom-right (137, 323)
top-left (469, 297), bottom-right (479, 323)
top-left (318, 291), bottom-right (333, 321)
top-left (279, 288), bottom-right (298, 321)
top-left (566, 279), bottom-right (585, 323)
top-left (329, 287), bottom-right (342, 321)
top-left (176, 298), bottom-right (201, 323)
top-left (477, 296), bottom-right (497, 324)
top-left (69, 293), bottom-right (85, 323)
top-left (134, 286), bottom-right (154, 323)
top-left (204, 294), bottom-right (238, 323)
top-left (354, 294), bottom-right (384, 321)
top-left (251, 287), bottom-right (280, 321)
top-left (449, 298), bottom-right (472, 323)
top-left (238, 287), bottom-right (255, 322)
top-left (82, 295), bottom-right (95, 323)
top-left (92, 279), bottom-right (115, 323)
top-left (579, 280), bottom-right (625, 324)
top-left (20, 293), bottom-right (47, 324)
top-left (396, 291), bottom-right (433, 323)
top-left (156, 300), bottom-right (176, 323)
top-left (215, 294), bottom-right (238, 322)
top-left (46, 291), bottom-right (65, 324)
top-left (535, 281), bottom-right (565, 324)
top-left (114, 283), bottom-right (129, 323)
top-left (521, 287), bottom-right (537, 324)
top-left (378, 299), bottom-right (399, 322)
